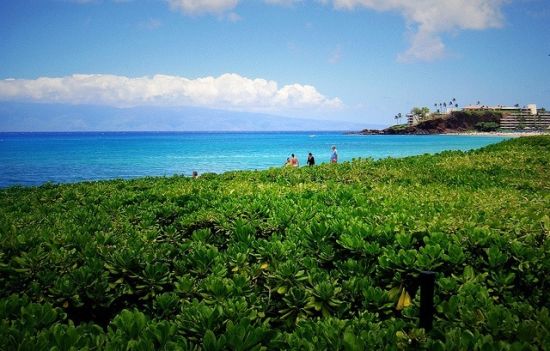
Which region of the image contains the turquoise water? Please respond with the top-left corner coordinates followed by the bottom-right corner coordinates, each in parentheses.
top-left (0, 132), bottom-right (509, 187)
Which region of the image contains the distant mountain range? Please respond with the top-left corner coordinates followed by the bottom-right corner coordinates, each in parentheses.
top-left (0, 102), bottom-right (379, 132)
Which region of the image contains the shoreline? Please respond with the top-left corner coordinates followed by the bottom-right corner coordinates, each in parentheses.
top-left (440, 131), bottom-right (550, 138)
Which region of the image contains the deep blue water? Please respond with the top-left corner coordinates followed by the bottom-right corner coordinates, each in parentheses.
top-left (0, 132), bottom-right (509, 188)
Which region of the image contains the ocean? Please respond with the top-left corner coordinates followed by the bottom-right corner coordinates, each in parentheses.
top-left (0, 132), bottom-right (509, 188)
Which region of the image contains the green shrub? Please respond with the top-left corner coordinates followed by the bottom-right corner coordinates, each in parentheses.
top-left (1, 136), bottom-right (549, 349)
top-left (475, 121), bottom-right (500, 132)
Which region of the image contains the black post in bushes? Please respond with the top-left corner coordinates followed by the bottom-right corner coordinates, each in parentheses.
top-left (419, 271), bottom-right (436, 331)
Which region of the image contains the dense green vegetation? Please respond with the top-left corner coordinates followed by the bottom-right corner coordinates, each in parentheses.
top-left (474, 122), bottom-right (500, 132)
top-left (1, 136), bottom-right (549, 350)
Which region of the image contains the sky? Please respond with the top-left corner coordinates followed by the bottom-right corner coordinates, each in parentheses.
top-left (0, 0), bottom-right (549, 130)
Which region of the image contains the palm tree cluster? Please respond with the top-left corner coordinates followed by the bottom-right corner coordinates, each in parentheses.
top-left (394, 112), bottom-right (403, 124)
top-left (434, 98), bottom-right (458, 114)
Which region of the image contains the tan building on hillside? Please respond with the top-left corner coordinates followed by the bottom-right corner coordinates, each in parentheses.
top-left (463, 104), bottom-right (537, 115)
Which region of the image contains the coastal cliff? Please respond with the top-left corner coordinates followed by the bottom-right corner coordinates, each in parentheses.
top-left (354, 111), bottom-right (502, 135)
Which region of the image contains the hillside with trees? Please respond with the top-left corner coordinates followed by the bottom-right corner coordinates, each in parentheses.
top-left (386, 111), bottom-right (502, 134)
top-left (356, 110), bottom-right (503, 135)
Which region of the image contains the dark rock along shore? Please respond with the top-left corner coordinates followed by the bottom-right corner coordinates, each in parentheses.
top-left (352, 111), bottom-right (502, 135)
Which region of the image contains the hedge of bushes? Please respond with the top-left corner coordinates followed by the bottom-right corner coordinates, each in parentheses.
top-left (1, 136), bottom-right (549, 350)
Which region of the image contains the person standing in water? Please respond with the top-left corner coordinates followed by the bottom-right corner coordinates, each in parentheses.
top-left (290, 154), bottom-right (299, 167)
top-left (307, 152), bottom-right (315, 166)
top-left (330, 146), bottom-right (338, 163)
top-left (284, 157), bottom-right (291, 167)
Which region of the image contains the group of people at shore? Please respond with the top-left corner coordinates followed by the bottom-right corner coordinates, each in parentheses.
top-left (193, 145), bottom-right (338, 177)
top-left (285, 145), bottom-right (338, 167)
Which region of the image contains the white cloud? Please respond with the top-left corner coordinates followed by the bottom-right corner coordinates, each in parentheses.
top-left (225, 12), bottom-right (242, 22)
top-left (397, 28), bottom-right (445, 62)
top-left (0, 74), bottom-right (342, 112)
top-left (168, 0), bottom-right (305, 15)
top-left (140, 18), bottom-right (162, 30)
top-left (264, 0), bottom-right (303, 6)
top-left (167, 0), bottom-right (239, 15)
top-left (164, 0), bottom-right (505, 61)
top-left (328, 46), bottom-right (343, 64)
top-left (77, 0), bottom-right (504, 63)
top-left (331, 0), bottom-right (506, 62)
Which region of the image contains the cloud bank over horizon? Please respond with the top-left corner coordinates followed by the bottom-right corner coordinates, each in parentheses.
top-left (167, 0), bottom-right (506, 62)
top-left (0, 74), bottom-right (343, 113)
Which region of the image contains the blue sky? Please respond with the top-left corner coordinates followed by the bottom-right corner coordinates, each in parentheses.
top-left (0, 0), bottom-right (549, 129)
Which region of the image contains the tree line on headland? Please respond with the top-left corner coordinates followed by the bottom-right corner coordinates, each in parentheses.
top-left (355, 110), bottom-right (504, 135)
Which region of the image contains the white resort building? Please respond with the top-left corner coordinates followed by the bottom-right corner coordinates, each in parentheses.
top-left (462, 104), bottom-right (538, 115)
